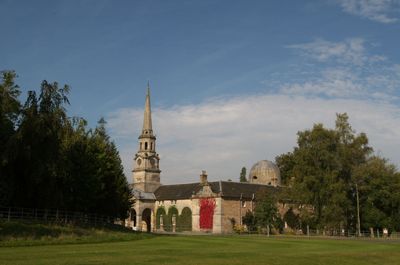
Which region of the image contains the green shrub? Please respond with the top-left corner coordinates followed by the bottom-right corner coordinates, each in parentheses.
top-left (177, 207), bottom-right (192, 232)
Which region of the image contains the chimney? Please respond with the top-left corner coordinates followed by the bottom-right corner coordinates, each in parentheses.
top-left (200, 170), bottom-right (208, 185)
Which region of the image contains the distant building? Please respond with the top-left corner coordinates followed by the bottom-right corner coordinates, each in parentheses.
top-left (126, 87), bottom-right (286, 233)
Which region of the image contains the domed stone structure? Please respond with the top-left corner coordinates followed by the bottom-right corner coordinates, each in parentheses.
top-left (248, 160), bottom-right (281, 186)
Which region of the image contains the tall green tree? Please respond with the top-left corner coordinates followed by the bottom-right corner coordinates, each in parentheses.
top-left (335, 113), bottom-right (372, 231)
top-left (90, 118), bottom-right (131, 218)
top-left (61, 117), bottom-right (101, 212)
top-left (353, 157), bottom-right (400, 231)
top-left (61, 117), bottom-right (131, 218)
top-left (239, 167), bottom-right (247, 182)
top-left (0, 71), bottom-right (132, 219)
top-left (275, 113), bottom-right (373, 232)
top-left (254, 192), bottom-right (282, 231)
top-left (10, 81), bottom-right (70, 208)
top-left (0, 71), bottom-right (21, 205)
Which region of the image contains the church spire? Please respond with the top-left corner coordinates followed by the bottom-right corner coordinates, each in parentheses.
top-left (133, 83), bottom-right (161, 193)
top-left (142, 83), bottom-right (153, 135)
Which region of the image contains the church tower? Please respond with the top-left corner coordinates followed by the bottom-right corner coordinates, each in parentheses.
top-left (132, 84), bottom-right (161, 193)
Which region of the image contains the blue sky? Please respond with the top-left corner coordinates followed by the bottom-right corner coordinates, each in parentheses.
top-left (1, 0), bottom-right (400, 183)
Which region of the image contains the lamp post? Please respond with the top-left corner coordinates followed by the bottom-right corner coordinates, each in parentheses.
top-left (355, 182), bottom-right (361, 237)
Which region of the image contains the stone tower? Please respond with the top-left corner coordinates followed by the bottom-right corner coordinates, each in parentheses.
top-left (132, 85), bottom-right (161, 193)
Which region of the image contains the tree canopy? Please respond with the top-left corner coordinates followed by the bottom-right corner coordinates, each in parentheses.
top-left (0, 71), bottom-right (131, 219)
top-left (275, 113), bottom-right (400, 232)
top-left (239, 167), bottom-right (247, 182)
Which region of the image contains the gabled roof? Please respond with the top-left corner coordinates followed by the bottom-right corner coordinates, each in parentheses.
top-left (153, 182), bottom-right (210, 200)
top-left (154, 181), bottom-right (280, 200)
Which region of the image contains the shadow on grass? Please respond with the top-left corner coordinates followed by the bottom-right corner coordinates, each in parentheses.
top-left (0, 220), bottom-right (155, 247)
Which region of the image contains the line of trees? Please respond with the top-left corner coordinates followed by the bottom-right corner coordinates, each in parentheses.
top-left (241, 114), bottom-right (400, 235)
top-left (0, 71), bottom-right (131, 219)
top-left (274, 113), bottom-right (400, 233)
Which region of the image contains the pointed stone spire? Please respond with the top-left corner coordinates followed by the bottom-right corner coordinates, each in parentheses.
top-left (133, 83), bottom-right (160, 193)
top-left (142, 82), bottom-right (153, 135)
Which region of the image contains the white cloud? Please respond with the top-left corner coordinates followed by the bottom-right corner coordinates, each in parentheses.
top-left (287, 38), bottom-right (371, 66)
top-left (284, 38), bottom-right (398, 100)
top-left (280, 69), bottom-right (364, 97)
top-left (107, 37), bottom-right (400, 185)
top-left (337, 0), bottom-right (400, 23)
top-left (279, 67), bottom-right (399, 100)
top-left (108, 94), bottom-right (400, 184)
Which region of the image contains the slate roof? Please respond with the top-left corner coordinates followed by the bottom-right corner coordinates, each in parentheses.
top-left (154, 181), bottom-right (280, 201)
top-left (132, 189), bottom-right (156, 200)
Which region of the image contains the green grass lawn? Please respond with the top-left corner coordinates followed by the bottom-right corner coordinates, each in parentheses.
top-left (1, 235), bottom-right (400, 265)
top-left (0, 221), bottom-right (153, 247)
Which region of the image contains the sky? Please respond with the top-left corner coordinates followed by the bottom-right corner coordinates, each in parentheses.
top-left (1, 0), bottom-right (400, 184)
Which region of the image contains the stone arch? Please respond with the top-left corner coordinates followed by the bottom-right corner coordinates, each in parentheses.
top-left (283, 207), bottom-right (300, 230)
top-left (178, 207), bottom-right (192, 232)
top-left (164, 206), bottom-right (178, 232)
top-left (156, 207), bottom-right (166, 230)
top-left (142, 208), bottom-right (152, 232)
top-left (130, 208), bottom-right (137, 227)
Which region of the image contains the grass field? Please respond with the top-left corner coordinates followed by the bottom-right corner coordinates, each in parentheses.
top-left (0, 221), bottom-right (153, 247)
top-left (1, 235), bottom-right (400, 265)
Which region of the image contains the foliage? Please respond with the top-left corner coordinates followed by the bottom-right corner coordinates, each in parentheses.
top-left (276, 113), bottom-right (400, 233)
top-left (0, 71), bottom-right (131, 219)
top-left (239, 166), bottom-right (247, 182)
top-left (353, 157), bottom-right (400, 231)
top-left (165, 206), bottom-right (178, 232)
top-left (0, 71), bottom-right (21, 205)
top-left (199, 198), bottom-right (216, 230)
top-left (242, 210), bottom-right (257, 231)
top-left (177, 207), bottom-right (192, 232)
top-left (254, 192), bottom-right (282, 231)
top-left (283, 208), bottom-right (300, 230)
top-left (156, 207), bottom-right (167, 230)
top-left (232, 224), bottom-right (246, 234)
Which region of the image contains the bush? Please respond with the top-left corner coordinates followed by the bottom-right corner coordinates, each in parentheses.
top-left (177, 207), bottom-right (192, 232)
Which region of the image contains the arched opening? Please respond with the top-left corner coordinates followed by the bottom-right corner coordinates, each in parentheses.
top-left (164, 206), bottom-right (178, 232)
top-left (145, 142), bottom-right (148, 150)
top-left (156, 207), bottom-right (166, 230)
top-left (150, 142), bottom-right (153, 150)
top-left (142, 208), bottom-right (152, 232)
top-left (178, 207), bottom-right (192, 232)
top-left (130, 209), bottom-right (137, 227)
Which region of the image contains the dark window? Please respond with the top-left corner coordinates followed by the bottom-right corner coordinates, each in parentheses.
top-left (253, 176), bottom-right (258, 180)
top-left (145, 142), bottom-right (148, 150)
top-left (150, 142), bottom-right (153, 150)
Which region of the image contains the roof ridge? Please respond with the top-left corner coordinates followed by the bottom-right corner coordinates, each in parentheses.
top-left (219, 180), bottom-right (271, 186)
top-left (159, 182), bottom-right (200, 186)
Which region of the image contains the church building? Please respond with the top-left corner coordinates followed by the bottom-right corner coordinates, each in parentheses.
top-left (126, 87), bottom-right (285, 233)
